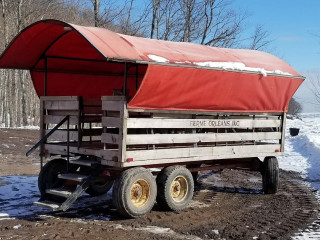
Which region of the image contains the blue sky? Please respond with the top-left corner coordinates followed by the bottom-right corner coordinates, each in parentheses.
top-left (232, 0), bottom-right (320, 112)
top-left (232, 0), bottom-right (320, 72)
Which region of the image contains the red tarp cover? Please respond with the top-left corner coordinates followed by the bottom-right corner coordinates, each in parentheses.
top-left (0, 19), bottom-right (304, 113)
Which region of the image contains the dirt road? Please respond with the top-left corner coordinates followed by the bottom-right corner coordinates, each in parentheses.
top-left (0, 129), bottom-right (319, 240)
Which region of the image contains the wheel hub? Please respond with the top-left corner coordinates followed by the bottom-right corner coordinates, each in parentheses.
top-left (170, 175), bottom-right (188, 202)
top-left (130, 179), bottom-right (150, 207)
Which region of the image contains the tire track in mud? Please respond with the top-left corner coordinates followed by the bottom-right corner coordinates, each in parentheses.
top-left (116, 169), bottom-right (319, 240)
top-left (3, 169), bottom-right (316, 240)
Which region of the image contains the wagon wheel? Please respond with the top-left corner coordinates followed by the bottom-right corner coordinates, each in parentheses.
top-left (86, 178), bottom-right (114, 197)
top-left (112, 167), bottom-right (157, 218)
top-left (38, 158), bottom-right (77, 202)
top-left (157, 165), bottom-right (194, 211)
top-left (187, 164), bottom-right (202, 183)
top-left (80, 166), bottom-right (114, 197)
top-left (262, 156), bottom-right (279, 194)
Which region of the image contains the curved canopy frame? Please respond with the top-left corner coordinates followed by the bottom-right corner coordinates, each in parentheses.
top-left (0, 19), bottom-right (304, 112)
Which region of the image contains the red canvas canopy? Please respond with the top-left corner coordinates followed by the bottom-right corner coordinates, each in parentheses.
top-left (0, 19), bottom-right (304, 113)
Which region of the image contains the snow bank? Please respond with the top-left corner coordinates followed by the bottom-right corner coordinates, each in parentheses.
top-left (278, 114), bottom-right (320, 190)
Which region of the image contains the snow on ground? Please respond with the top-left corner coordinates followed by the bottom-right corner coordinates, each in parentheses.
top-left (278, 113), bottom-right (320, 239)
top-left (279, 113), bottom-right (320, 190)
top-left (0, 175), bottom-right (113, 220)
top-left (0, 126), bottom-right (40, 130)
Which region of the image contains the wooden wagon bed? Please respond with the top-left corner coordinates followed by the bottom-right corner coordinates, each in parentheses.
top-left (41, 96), bottom-right (285, 168)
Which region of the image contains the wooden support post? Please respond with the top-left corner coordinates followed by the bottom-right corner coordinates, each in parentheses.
top-left (280, 112), bottom-right (286, 152)
top-left (135, 64), bottom-right (139, 91)
top-left (123, 62), bottom-right (127, 96)
top-left (44, 57), bottom-right (47, 96)
top-left (39, 98), bottom-right (45, 170)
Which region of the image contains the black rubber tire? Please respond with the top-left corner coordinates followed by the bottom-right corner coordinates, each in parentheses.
top-left (112, 167), bottom-right (157, 218)
top-left (187, 164), bottom-right (201, 183)
top-left (38, 158), bottom-right (75, 202)
top-left (86, 179), bottom-right (114, 197)
top-left (262, 157), bottom-right (279, 194)
top-left (156, 165), bottom-right (194, 211)
top-left (79, 166), bottom-right (114, 197)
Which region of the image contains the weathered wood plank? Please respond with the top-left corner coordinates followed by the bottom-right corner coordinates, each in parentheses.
top-left (46, 130), bottom-right (78, 142)
top-left (101, 96), bottom-right (126, 101)
top-left (47, 110), bottom-right (79, 116)
top-left (102, 101), bottom-right (126, 111)
top-left (100, 149), bottom-right (119, 160)
top-left (280, 113), bottom-right (286, 152)
top-left (127, 118), bottom-right (281, 129)
top-left (41, 96), bottom-right (79, 101)
top-left (100, 159), bottom-right (121, 167)
top-left (122, 151), bottom-right (283, 167)
top-left (125, 144), bottom-right (281, 161)
top-left (44, 144), bottom-right (103, 157)
top-left (102, 117), bottom-right (122, 128)
top-left (44, 100), bottom-right (79, 110)
top-left (101, 133), bottom-right (119, 144)
top-left (126, 132), bottom-right (281, 145)
top-left (44, 115), bottom-right (79, 125)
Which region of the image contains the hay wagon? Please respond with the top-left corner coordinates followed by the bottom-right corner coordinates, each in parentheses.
top-left (0, 20), bottom-right (304, 218)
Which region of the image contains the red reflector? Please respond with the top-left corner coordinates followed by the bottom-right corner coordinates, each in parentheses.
top-left (126, 158), bottom-right (133, 162)
top-left (275, 149), bottom-right (280, 152)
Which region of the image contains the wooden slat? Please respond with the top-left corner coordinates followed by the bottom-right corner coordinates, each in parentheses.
top-left (126, 132), bottom-right (281, 145)
top-left (44, 115), bottom-right (79, 125)
top-left (41, 96), bottom-right (78, 101)
top-left (44, 144), bottom-right (103, 156)
top-left (44, 100), bottom-right (79, 110)
top-left (47, 110), bottom-right (79, 116)
top-left (101, 96), bottom-right (126, 101)
top-left (126, 144), bottom-right (281, 161)
top-left (122, 151), bottom-right (283, 167)
top-left (102, 101), bottom-right (125, 111)
top-left (126, 118), bottom-right (281, 129)
top-left (101, 133), bottom-right (119, 144)
top-left (281, 113), bottom-right (286, 152)
top-left (46, 130), bottom-right (78, 142)
top-left (102, 117), bottom-right (122, 128)
top-left (100, 149), bottom-right (119, 160)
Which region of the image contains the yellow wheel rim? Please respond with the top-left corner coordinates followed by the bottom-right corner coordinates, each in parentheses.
top-left (130, 179), bottom-right (150, 207)
top-left (170, 175), bottom-right (188, 202)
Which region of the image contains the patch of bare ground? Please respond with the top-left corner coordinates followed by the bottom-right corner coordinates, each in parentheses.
top-left (0, 129), bottom-right (319, 240)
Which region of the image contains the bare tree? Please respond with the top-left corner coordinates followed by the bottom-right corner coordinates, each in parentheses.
top-left (288, 98), bottom-right (302, 116)
top-left (309, 74), bottom-right (320, 103)
top-left (245, 25), bottom-right (273, 50)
